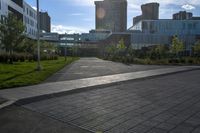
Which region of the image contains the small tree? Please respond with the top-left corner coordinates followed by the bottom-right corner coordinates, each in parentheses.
top-left (117, 38), bottom-right (126, 56)
top-left (0, 13), bottom-right (25, 63)
top-left (193, 41), bottom-right (200, 57)
top-left (171, 36), bottom-right (184, 57)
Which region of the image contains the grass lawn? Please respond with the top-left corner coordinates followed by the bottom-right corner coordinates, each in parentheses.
top-left (0, 57), bottom-right (79, 89)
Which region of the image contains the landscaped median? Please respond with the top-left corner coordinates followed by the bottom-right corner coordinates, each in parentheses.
top-left (0, 57), bottom-right (79, 89)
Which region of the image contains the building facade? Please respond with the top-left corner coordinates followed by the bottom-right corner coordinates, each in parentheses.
top-left (95, 0), bottom-right (127, 32)
top-left (23, 1), bottom-right (37, 39)
top-left (0, 0), bottom-right (37, 39)
top-left (39, 12), bottom-right (51, 33)
top-left (81, 29), bottom-right (111, 42)
top-left (129, 19), bottom-right (200, 50)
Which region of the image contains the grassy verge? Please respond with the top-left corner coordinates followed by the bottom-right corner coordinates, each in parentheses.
top-left (0, 57), bottom-right (79, 89)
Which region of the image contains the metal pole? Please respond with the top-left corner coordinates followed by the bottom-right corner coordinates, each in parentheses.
top-left (36, 0), bottom-right (42, 70)
top-left (65, 45), bottom-right (67, 61)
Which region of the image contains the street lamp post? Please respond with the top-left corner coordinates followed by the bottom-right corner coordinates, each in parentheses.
top-left (36, 0), bottom-right (42, 71)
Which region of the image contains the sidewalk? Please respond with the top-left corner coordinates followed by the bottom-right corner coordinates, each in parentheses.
top-left (0, 66), bottom-right (199, 108)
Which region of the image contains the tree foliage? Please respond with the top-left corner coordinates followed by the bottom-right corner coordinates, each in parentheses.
top-left (171, 36), bottom-right (184, 56)
top-left (0, 13), bottom-right (25, 63)
top-left (193, 41), bottom-right (200, 57)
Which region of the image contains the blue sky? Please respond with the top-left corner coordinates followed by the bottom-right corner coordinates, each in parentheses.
top-left (25, 0), bottom-right (200, 34)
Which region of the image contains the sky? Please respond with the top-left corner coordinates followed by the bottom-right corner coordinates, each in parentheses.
top-left (25, 0), bottom-right (200, 34)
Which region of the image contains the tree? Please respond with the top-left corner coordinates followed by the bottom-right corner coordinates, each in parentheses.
top-left (171, 36), bottom-right (184, 57)
top-left (117, 39), bottom-right (126, 50)
top-left (0, 13), bottom-right (25, 63)
top-left (193, 41), bottom-right (200, 57)
top-left (15, 38), bottom-right (37, 54)
top-left (117, 38), bottom-right (127, 56)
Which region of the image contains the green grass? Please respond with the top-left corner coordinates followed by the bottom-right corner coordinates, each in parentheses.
top-left (0, 57), bottom-right (79, 89)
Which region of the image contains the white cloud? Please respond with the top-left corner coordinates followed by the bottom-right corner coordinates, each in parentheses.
top-left (31, 6), bottom-right (37, 11)
top-left (51, 25), bottom-right (88, 34)
top-left (73, 0), bottom-right (95, 6)
top-left (70, 13), bottom-right (84, 16)
top-left (182, 4), bottom-right (195, 10)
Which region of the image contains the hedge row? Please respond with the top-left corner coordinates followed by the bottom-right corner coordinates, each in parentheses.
top-left (0, 53), bottom-right (59, 63)
top-left (104, 56), bottom-right (200, 65)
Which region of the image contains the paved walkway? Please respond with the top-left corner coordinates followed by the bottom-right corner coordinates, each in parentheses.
top-left (24, 70), bottom-right (200, 133)
top-left (0, 66), bottom-right (198, 103)
top-left (0, 105), bottom-right (90, 133)
top-left (45, 58), bottom-right (175, 82)
top-left (0, 58), bottom-right (200, 133)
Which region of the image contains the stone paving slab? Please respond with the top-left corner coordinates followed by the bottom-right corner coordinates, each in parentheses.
top-left (0, 105), bottom-right (91, 133)
top-left (23, 70), bottom-right (200, 133)
top-left (0, 66), bottom-right (199, 103)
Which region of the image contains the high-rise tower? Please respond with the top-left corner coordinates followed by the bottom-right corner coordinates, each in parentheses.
top-left (95, 0), bottom-right (127, 32)
top-left (133, 2), bottom-right (159, 25)
top-left (141, 3), bottom-right (159, 20)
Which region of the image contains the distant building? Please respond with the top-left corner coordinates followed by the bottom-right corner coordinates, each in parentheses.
top-left (40, 32), bottom-right (59, 42)
top-left (133, 3), bottom-right (159, 26)
top-left (141, 3), bottom-right (159, 20)
top-left (173, 11), bottom-right (193, 20)
top-left (133, 15), bottom-right (142, 26)
top-left (94, 0), bottom-right (127, 32)
top-left (81, 29), bottom-right (111, 42)
top-left (39, 11), bottom-right (51, 33)
top-left (0, 0), bottom-right (37, 39)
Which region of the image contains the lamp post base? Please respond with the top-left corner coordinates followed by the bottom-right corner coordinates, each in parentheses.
top-left (35, 65), bottom-right (42, 71)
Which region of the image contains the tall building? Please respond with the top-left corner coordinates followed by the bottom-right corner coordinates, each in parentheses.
top-left (39, 12), bottom-right (51, 33)
top-left (95, 0), bottom-right (127, 32)
top-left (0, 0), bottom-right (37, 39)
top-left (133, 2), bottom-right (159, 25)
top-left (173, 11), bottom-right (193, 20)
top-left (141, 3), bottom-right (159, 20)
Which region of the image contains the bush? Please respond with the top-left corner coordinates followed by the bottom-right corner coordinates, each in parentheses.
top-left (0, 53), bottom-right (9, 63)
top-left (0, 52), bottom-right (58, 63)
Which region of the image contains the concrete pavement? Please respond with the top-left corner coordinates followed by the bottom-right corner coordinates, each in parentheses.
top-left (45, 58), bottom-right (175, 82)
top-left (24, 70), bottom-right (200, 133)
